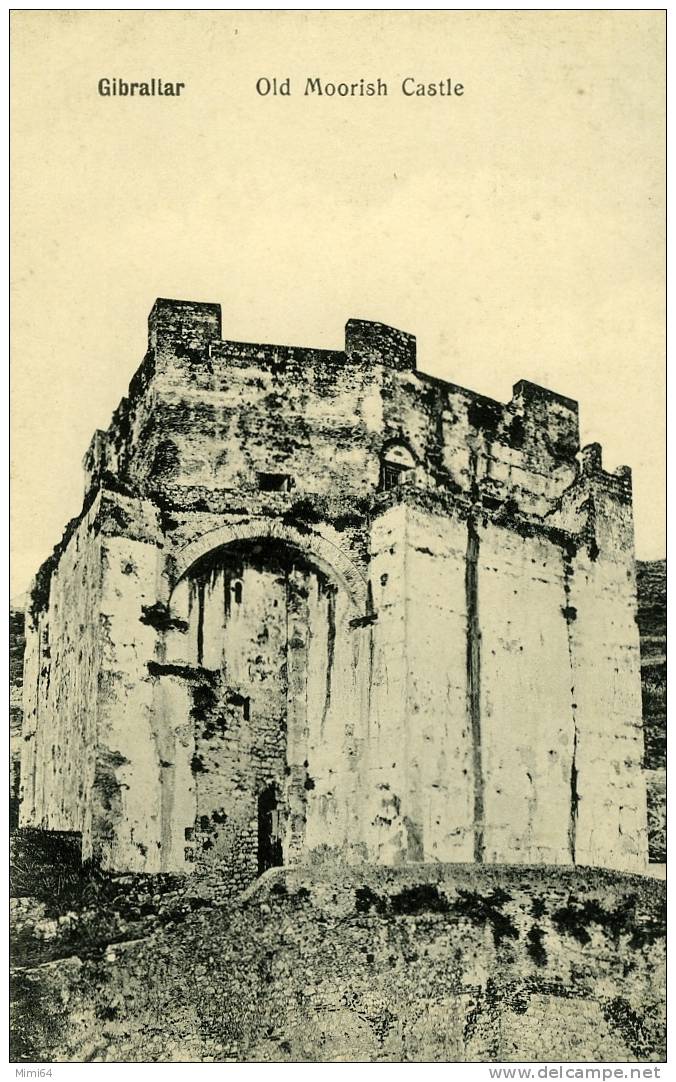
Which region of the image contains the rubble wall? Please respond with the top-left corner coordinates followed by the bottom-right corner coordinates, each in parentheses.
top-left (10, 864), bottom-right (665, 1063)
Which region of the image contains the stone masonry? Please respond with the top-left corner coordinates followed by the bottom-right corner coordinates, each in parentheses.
top-left (20, 299), bottom-right (649, 885)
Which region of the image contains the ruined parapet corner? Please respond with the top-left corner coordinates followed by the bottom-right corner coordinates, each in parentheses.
top-left (579, 441), bottom-right (632, 481)
top-left (579, 442), bottom-right (604, 475)
top-left (509, 379), bottom-right (580, 458)
top-left (579, 442), bottom-right (633, 501)
top-left (345, 317), bottom-right (416, 370)
top-left (148, 297), bottom-right (223, 352)
top-left (511, 378), bottom-right (578, 414)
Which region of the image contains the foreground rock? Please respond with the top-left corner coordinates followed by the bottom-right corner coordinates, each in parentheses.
top-left (11, 862), bottom-right (665, 1063)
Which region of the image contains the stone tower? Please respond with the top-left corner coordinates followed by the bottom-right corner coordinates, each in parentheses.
top-left (20, 299), bottom-right (648, 885)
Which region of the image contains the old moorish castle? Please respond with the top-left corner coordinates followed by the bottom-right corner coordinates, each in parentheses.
top-left (20, 299), bottom-right (648, 888)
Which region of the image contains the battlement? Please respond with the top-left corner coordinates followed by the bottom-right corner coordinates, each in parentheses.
top-left (345, 317), bottom-right (416, 370)
top-left (71, 299), bottom-right (642, 537)
top-left (511, 378), bottom-right (578, 414)
top-left (148, 297), bottom-right (222, 350)
top-left (147, 298), bottom-right (418, 372)
top-left (142, 297), bottom-right (576, 429)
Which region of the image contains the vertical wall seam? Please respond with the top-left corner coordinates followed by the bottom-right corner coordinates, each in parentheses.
top-left (562, 552), bottom-right (579, 863)
top-left (196, 580), bottom-right (205, 666)
top-left (282, 567), bottom-right (292, 865)
top-left (403, 502), bottom-right (413, 855)
top-left (465, 512), bottom-right (484, 863)
top-left (323, 586), bottom-right (336, 723)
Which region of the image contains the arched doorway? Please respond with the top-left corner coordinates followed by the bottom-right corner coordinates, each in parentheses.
top-left (165, 533), bottom-right (362, 887)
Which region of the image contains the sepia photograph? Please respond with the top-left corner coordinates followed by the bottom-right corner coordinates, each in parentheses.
top-left (9, 9), bottom-right (666, 1065)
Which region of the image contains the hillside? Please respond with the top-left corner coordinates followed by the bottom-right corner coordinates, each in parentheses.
top-left (636, 560), bottom-right (666, 862)
top-left (10, 859), bottom-right (666, 1062)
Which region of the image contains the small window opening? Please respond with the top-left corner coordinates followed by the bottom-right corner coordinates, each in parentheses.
top-left (258, 472), bottom-right (292, 492)
top-left (381, 462), bottom-right (408, 491)
top-left (258, 784), bottom-right (283, 874)
top-left (233, 580), bottom-right (243, 604)
top-left (379, 443), bottom-right (415, 492)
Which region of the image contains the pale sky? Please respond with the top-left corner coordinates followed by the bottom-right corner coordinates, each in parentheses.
top-left (10, 10), bottom-right (665, 597)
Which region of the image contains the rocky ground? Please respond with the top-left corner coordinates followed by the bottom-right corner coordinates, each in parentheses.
top-left (10, 848), bottom-right (666, 1063)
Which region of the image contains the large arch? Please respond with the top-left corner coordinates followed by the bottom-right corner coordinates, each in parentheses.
top-left (171, 518), bottom-right (369, 614)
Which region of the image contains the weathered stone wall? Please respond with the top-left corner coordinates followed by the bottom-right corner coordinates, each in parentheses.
top-left (94, 514), bottom-right (165, 872)
top-left (561, 474), bottom-right (647, 874)
top-left (10, 863), bottom-right (665, 1063)
top-left (363, 497), bottom-right (647, 873)
top-left (20, 298), bottom-right (649, 878)
top-left (399, 505), bottom-right (474, 862)
top-left (478, 525), bottom-right (575, 865)
top-left (20, 500), bottom-right (104, 848)
top-left (19, 490), bottom-right (169, 869)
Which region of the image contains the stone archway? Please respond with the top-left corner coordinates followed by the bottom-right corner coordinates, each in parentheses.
top-left (171, 518), bottom-right (369, 615)
top-left (163, 520), bottom-right (370, 886)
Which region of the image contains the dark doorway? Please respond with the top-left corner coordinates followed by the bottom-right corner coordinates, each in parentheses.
top-left (257, 784), bottom-right (283, 874)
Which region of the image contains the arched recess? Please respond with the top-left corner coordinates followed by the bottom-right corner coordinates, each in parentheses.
top-left (160, 518), bottom-right (371, 883)
top-left (171, 519), bottom-right (369, 615)
top-left (381, 436), bottom-right (418, 464)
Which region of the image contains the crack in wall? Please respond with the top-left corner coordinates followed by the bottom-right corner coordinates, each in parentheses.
top-left (465, 513), bottom-right (484, 863)
top-left (563, 553), bottom-right (580, 863)
top-left (196, 580), bottom-right (205, 666)
top-left (323, 586), bottom-right (336, 723)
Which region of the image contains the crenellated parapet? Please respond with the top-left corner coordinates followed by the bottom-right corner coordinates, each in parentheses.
top-left (76, 298), bottom-right (616, 528)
